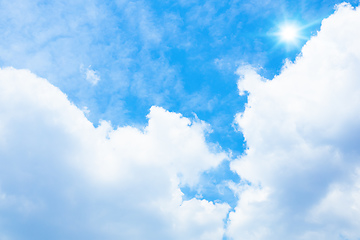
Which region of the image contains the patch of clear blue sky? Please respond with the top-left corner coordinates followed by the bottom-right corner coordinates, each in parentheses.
top-left (181, 160), bottom-right (241, 208)
top-left (94, 0), bottom-right (359, 150)
top-left (0, 0), bottom-right (359, 206)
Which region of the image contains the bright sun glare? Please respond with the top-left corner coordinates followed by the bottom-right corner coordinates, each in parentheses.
top-left (279, 24), bottom-right (299, 43)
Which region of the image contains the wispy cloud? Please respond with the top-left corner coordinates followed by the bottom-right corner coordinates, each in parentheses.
top-left (80, 64), bottom-right (101, 85)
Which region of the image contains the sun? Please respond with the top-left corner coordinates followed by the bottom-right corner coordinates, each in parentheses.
top-left (280, 25), bottom-right (298, 41)
top-left (279, 24), bottom-right (299, 43)
top-left (270, 21), bottom-right (306, 50)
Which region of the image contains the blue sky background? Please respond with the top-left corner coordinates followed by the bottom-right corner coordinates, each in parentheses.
top-left (0, 0), bottom-right (355, 203)
top-left (1, 0), bottom-right (360, 239)
top-left (2, 0), bottom-right (358, 153)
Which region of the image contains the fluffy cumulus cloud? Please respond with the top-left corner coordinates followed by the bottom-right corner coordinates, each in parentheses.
top-left (3, 2), bottom-right (360, 240)
top-left (228, 3), bottom-right (360, 240)
top-left (0, 67), bottom-right (229, 239)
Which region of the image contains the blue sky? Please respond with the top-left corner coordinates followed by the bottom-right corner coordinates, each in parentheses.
top-left (2, 0), bottom-right (356, 151)
top-left (1, 0), bottom-right (360, 239)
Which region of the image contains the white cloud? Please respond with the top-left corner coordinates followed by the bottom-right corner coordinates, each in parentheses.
top-left (227, 3), bottom-right (360, 240)
top-left (80, 64), bottom-right (101, 85)
top-left (85, 66), bottom-right (100, 85)
top-left (0, 67), bottom-right (229, 239)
